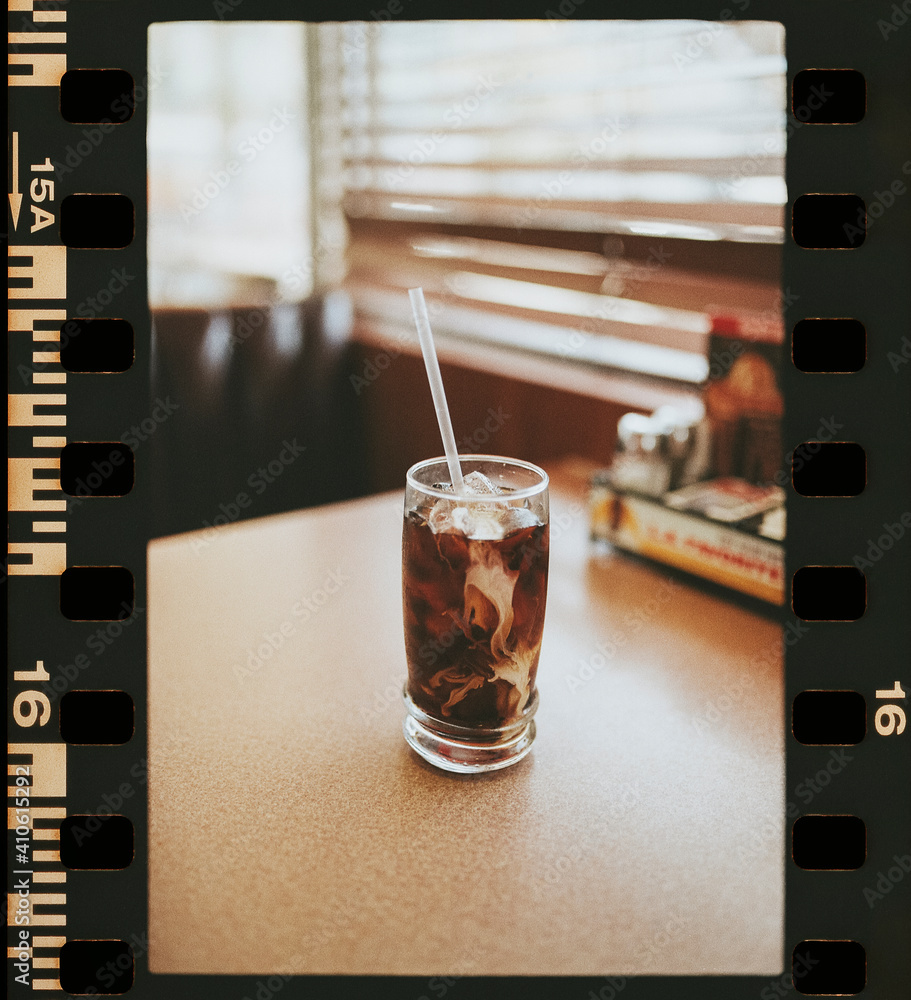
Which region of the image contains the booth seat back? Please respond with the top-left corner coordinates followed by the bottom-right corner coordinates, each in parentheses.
top-left (150, 290), bottom-right (368, 538)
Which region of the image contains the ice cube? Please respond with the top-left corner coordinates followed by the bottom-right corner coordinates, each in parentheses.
top-left (498, 506), bottom-right (541, 534)
top-left (426, 472), bottom-right (535, 537)
top-left (428, 502), bottom-right (508, 539)
top-left (455, 506), bottom-right (505, 540)
top-left (428, 498), bottom-right (458, 534)
top-left (461, 471), bottom-right (503, 496)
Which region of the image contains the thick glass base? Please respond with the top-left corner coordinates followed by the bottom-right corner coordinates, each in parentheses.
top-left (402, 688), bottom-right (537, 773)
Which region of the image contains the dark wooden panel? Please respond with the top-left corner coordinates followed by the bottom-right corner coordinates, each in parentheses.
top-left (354, 346), bottom-right (633, 492)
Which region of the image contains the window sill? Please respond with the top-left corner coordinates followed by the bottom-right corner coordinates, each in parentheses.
top-left (350, 293), bottom-right (705, 417)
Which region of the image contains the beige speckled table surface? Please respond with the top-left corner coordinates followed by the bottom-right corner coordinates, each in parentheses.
top-left (148, 467), bottom-right (783, 976)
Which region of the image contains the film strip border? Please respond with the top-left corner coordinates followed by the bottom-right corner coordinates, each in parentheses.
top-left (8, 742), bottom-right (66, 992)
top-left (7, 2), bottom-right (910, 998)
top-left (783, 18), bottom-right (910, 1000)
top-left (8, 0), bottom-right (147, 996)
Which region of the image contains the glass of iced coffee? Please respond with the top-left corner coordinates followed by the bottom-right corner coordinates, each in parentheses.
top-left (402, 455), bottom-right (549, 773)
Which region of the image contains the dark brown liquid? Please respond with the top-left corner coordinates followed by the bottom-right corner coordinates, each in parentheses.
top-left (403, 510), bottom-right (549, 729)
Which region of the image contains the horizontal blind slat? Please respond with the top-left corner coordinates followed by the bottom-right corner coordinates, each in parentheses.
top-left (344, 192), bottom-right (785, 242)
top-left (369, 55), bottom-right (787, 98)
top-left (336, 19), bottom-right (784, 384)
top-left (346, 157), bottom-right (786, 178)
top-left (342, 20), bottom-right (786, 237)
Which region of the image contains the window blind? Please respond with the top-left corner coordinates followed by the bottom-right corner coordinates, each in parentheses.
top-left (337, 19), bottom-right (787, 242)
top-left (332, 19), bottom-right (786, 386)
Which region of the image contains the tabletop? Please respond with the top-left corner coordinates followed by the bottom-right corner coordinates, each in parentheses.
top-left (147, 466), bottom-right (784, 976)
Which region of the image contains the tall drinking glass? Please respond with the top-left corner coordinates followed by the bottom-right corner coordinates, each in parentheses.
top-left (402, 455), bottom-right (549, 772)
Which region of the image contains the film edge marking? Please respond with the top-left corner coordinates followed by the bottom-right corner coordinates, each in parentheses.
top-left (8, 736), bottom-right (67, 993)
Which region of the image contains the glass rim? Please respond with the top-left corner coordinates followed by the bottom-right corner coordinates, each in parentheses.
top-left (406, 454), bottom-right (549, 503)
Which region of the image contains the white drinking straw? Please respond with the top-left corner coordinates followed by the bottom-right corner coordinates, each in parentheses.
top-left (408, 287), bottom-right (465, 495)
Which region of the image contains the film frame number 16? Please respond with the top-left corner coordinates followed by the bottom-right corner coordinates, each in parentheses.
top-left (874, 682), bottom-right (907, 737)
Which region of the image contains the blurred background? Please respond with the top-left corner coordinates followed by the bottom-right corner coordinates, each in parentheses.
top-left (147, 19), bottom-right (786, 539)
